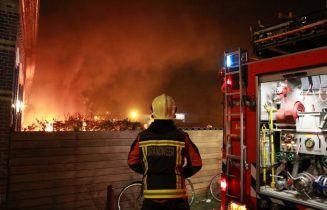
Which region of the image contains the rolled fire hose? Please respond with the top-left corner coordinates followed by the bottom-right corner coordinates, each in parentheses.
top-left (276, 101), bottom-right (305, 124)
top-left (261, 124), bottom-right (267, 185)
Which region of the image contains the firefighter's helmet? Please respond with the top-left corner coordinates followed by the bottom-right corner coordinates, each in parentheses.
top-left (151, 94), bottom-right (177, 120)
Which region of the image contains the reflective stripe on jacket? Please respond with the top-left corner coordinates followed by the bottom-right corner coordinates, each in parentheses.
top-left (128, 120), bottom-right (202, 199)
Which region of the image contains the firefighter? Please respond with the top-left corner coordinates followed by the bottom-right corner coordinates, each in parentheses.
top-left (128, 94), bottom-right (202, 210)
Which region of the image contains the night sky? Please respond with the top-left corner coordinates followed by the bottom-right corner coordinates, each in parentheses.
top-left (24, 0), bottom-right (326, 127)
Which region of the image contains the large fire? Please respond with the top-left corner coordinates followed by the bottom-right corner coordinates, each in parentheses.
top-left (18, 0), bottom-right (326, 130)
top-left (23, 112), bottom-right (143, 132)
top-left (21, 0), bottom-right (231, 129)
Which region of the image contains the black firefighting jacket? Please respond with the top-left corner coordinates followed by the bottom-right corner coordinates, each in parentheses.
top-left (128, 120), bottom-right (202, 199)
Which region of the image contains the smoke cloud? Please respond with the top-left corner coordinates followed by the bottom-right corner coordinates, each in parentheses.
top-left (24, 0), bottom-right (325, 127)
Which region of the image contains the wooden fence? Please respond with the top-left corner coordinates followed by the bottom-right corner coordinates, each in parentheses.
top-left (8, 130), bottom-right (222, 209)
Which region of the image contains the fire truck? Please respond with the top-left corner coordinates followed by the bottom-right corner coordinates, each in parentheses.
top-left (220, 9), bottom-right (327, 210)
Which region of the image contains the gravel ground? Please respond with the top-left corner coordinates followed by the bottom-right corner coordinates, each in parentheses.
top-left (190, 195), bottom-right (220, 210)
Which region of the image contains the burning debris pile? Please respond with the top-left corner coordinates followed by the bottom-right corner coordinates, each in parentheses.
top-left (24, 113), bottom-right (142, 132)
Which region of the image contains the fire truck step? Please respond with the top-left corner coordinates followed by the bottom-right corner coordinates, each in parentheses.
top-left (226, 174), bottom-right (239, 179)
top-left (226, 194), bottom-right (240, 200)
top-left (225, 113), bottom-right (241, 116)
top-left (225, 71), bottom-right (239, 75)
top-left (228, 134), bottom-right (240, 138)
top-left (225, 92), bottom-right (241, 96)
top-left (227, 154), bottom-right (241, 159)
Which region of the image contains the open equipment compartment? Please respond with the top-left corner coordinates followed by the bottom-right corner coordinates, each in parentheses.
top-left (257, 66), bottom-right (327, 209)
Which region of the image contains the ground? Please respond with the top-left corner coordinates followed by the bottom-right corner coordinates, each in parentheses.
top-left (191, 195), bottom-right (220, 210)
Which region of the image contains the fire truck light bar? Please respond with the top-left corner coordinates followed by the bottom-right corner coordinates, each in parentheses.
top-left (224, 52), bottom-right (240, 68)
top-left (226, 55), bottom-right (232, 68)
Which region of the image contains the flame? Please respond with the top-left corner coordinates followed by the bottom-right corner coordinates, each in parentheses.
top-left (82, 121), bottom-right (87, 131)
top-left (44, 122), bottom-right (53, 132)
top-left (13, 100), bottom-right (26, 113)
top-left (129, 110), bottom-right (139, 121)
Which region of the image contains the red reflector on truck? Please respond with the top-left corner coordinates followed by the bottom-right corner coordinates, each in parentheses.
top-left (221, 177), bottom-right (227, 192)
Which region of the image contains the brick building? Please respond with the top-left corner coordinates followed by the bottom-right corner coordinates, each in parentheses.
top-left (0, 0), bottom-right (38, 208)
